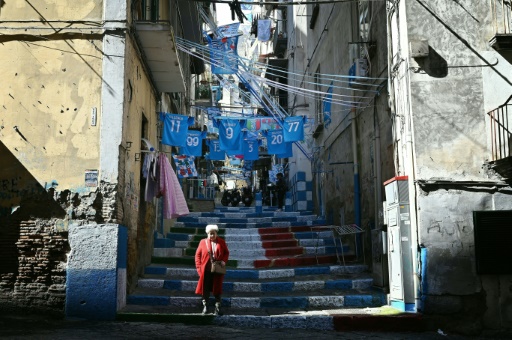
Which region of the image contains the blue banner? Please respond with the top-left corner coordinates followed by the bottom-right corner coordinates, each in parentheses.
top-left (209, 36), bottom-right (239, 75)
top-left (323, 83), bottom-right (333, 129)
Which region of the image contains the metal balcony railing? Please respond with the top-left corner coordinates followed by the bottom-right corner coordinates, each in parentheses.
top-left (488, 95), bottom-right (512, 161)
top-left (491, 0), bottom-right (512, 35)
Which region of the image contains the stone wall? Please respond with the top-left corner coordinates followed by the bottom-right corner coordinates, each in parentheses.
top-left (0, 218), bottom-right (68, 313)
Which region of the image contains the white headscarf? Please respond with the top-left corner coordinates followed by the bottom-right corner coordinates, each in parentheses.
top-left (205, 224), bottom-right (219, 234)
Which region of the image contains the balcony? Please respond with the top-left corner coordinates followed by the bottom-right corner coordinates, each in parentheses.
top-left (487, 95), bottom-right (512, 181)
top-left (134, 21), bottom-right (186, 93)
top-left (489, 0), bottom-right (512, 63)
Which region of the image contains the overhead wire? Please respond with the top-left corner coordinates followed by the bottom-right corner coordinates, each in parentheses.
top-left (175, 36), bottom-right (385, 108)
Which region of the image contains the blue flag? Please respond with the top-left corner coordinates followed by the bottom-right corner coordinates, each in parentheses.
top-left (243, 136), bottom-right (260, 161)
top-left (282, 115), bottom-right (306, 142)
top-left (206, 139), bottom-right (226, 161)
top-left (276, 141), bottom-right (293, 159)
top-left (209, 36), bottom-right (239, 74)
top-left (264, 129), bottom-right (287, 155)
top-left (160, 113), bottom-right (194, 147)
top-left (323, 83), bottom-right (333, 129)
top-left (213, 118), bottom-right (245, 151)
top-left (180, 130), bottom-right (206, 157)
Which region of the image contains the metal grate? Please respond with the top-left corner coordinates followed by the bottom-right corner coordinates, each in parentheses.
top-left (334, 224), bottom-right (364, 236)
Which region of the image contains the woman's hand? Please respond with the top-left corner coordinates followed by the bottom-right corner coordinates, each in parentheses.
top-left (220, 261), bottom-right (225, 267)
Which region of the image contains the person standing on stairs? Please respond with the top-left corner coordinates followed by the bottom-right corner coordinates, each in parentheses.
top-left (275, 172), bottom-right (287, 211)
top-left (195, 224), bottom-right (230, 316)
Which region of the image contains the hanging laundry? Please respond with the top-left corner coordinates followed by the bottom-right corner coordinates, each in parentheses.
top-left (282, 115), bottom-right (306, 142)
top-left (263, 129), bottom-right (287, 155)
top-left (242, 131), bottom-right (260, 161)
top-left (160, 113), bottom-right (194, 147)
top-left (172, 155), bottom-right (198, 178)
top-left (179, 130), bottom-right (206, 157)
top-left (276, 141), bottom-right (293, 159)
top-left (208, 35), bottom-right (239, 74)
top-left (257, 19), bottom-right (272, 42)
top-left (206, 139), bottom-right (226, 161)
top-left (213, 118), bottom-right (245, 151)
top-left (143, 152), bottom-right (159, 202)
top-left (159, 153), bottom-right (189, 219)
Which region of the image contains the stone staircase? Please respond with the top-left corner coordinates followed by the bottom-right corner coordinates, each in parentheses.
top-left (117, 206), bottom-right (387, 329)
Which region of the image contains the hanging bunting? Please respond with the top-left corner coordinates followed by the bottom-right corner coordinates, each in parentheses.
top-left (206, 139), bottom-right (226, 161)
top-left (213, 118), bottom-right (245, 151)
top-left (172, 155), bottom-right (198, 178)
top-left (263, 129), bottom-right (287, 155)
top-left (245, 117), bottom-right (279, 131)
top-left (323, 82), bottom-right (333, 129)
top-left (218, 22), bottom-right (241, 38)
top-left (179, 130), bottom-right (206, 157)
top-left (282, 115), bottom-right (306, 142)
top-left (209, 36), bottom-right (239, 74)
top-left (276, 141), bottom-right (293, 159)
top-left (160, 113), bottom-right (194, 147)
top-left (242, 131), bottom-right (260, 161)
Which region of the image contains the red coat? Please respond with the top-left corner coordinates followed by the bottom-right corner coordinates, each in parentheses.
top-left (195, 237), bottom-right (230, 295)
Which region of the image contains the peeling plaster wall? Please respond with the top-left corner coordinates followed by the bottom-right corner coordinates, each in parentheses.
top-left (0, 0), bottom-right (175, 316)
top-left (390, 0), bottom-right (512, 332)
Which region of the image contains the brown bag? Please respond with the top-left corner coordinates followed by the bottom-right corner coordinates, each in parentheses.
top-left (206, 239), bottom-right (226, 275)
top-left (210, 261), bottom-right (227, 275)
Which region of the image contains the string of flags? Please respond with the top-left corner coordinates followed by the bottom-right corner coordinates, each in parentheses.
top-left (159, 112), bottom-right (306, 162)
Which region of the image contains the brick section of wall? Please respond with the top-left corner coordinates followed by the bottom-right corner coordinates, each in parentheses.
top-left (0, 219), bottom-right (68, 312)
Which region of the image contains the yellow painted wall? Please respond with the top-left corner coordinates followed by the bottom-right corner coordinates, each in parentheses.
top-left (0, 0), bottom-right (103, 22)
top-left (0, 0), bottom-right (104, 195)
top-left (0, 37), bottom-right (104, 192)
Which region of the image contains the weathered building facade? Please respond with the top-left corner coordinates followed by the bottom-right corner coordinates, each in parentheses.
top-left (0, 0), bottom-right (202, 319)
top-left (278, 0), bottom-right (512, 333)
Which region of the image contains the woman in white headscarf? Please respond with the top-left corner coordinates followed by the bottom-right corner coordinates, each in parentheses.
top-left (195, 224), bottom-right (229, 315)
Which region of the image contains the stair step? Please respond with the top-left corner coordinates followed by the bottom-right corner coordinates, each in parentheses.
top-left (135, 205), bottom-right (383, 327)
top-left (117, 306), bottom-right (425, 331)
top-left (144, 264), bottom-right (368, 278)
top-left (126, 291), bottom-right (386, 310)
top-left (173, 220), bottom-right (328, 229)
top-left (136, 277), bottom-right (373, 292)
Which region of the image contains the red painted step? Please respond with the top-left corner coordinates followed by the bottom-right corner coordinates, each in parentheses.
top-left (259, 232), bottom-right (294, 241)
top-left (264, 246), bottom-right (304, 257)
top-left (261, 239), bottom-right (298, 248)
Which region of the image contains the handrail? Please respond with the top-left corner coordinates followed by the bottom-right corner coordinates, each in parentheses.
top-left (487, 95), bottom-right (512, 161)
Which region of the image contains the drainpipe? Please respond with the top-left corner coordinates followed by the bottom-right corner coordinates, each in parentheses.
top-left (373, 98), bottom-right (382, 229)
top-left (351, 108), bottom-right (362, 257)
top-left (405, 105), bottom-right (421, 312)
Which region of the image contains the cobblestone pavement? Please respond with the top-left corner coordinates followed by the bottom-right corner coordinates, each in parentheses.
top-left (1, 314), bottom-right (505, 340)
